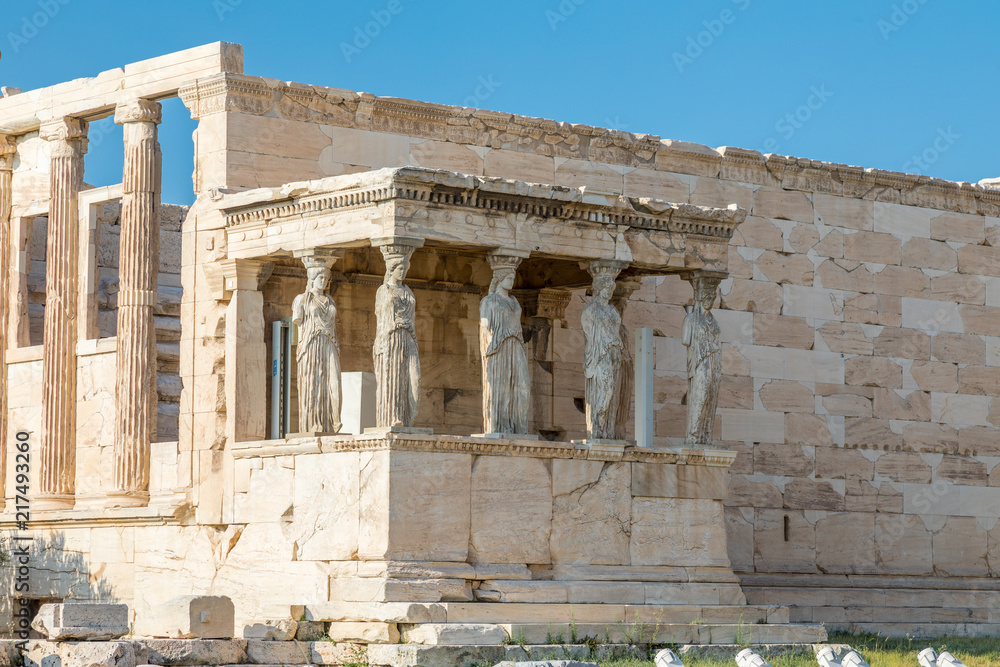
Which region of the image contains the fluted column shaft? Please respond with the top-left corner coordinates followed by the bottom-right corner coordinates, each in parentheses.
top-left (0, 134), bottom-right (15, 501)
top-left (110, 100), bottom-right (162, 506)
top-left (38, 118), bottom-right (88, 510)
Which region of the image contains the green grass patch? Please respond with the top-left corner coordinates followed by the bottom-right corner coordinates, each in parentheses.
top-left (595, 631), bottom-right (1000, 667)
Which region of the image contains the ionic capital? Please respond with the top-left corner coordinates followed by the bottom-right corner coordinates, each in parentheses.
top-left (294, 247), bottom-right (344, 271)
top-left (487, 247), bottom-right (529, 272)
top-left (115, 98), bottom-right (163, 126)
top-left (40, 117), bottom-right (88, 157)
top-left (583, 259), bottom-right (628, 281)
top-left (372, 235), bottom-right (424, 264)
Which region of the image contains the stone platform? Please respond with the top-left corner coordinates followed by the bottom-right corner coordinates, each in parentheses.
top-left (6, 633), bottom-right (832, 667)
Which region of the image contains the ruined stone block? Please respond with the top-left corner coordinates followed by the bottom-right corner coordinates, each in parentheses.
top-left (144, 595), bottom-right (235, 639)
top-left (30, 603), bottom-right (129, 640)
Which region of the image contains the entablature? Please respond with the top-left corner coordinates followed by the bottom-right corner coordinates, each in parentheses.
top-left (215, 167), bottom-right (746, 286)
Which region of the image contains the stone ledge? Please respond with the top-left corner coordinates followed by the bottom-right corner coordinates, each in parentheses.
top-left (0, 500), bottom-right (192, 529)
top-left (232, 433), bottom-right (734, 467)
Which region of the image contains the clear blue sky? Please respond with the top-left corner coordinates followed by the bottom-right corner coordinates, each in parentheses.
top-left (3, 0), bottom-right (996, 205)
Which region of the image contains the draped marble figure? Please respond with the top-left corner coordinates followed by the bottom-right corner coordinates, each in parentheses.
top-left (611, 283), bottom-right (636, 441)
top-left (374, 245), bottom-right (420, 427)
top-left (480, 259), bottom-right (531, 434)
top-left (582, 274), bottom-right (624, 440)
top-left (683, 275), bottom-right (722, 447)
top-left (292, 263), bottom-right (342, 434)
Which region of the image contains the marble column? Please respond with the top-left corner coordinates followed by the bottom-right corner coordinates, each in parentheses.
top-left (0, 134), bottom-right (14, 500)
top-left (109, 99), bottom-right (162, 507)
top-left (37, 118), bottom-right (88, 510)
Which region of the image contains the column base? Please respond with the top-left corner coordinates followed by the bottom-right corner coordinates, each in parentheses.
top-left (33, 494), bottom-right (75, 511)
top-left (364, 426), bottom-right (434, 435)
top-left (286, 431), bottom-right (340, 439)
top-left (472, 433), bottom-right (540, 440)
top-left (105, 491), bottom-right (149, 509)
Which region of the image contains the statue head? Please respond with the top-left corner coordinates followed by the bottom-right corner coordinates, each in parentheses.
top-left (489, 267), bottom-right (516, 294)
top-left (691, 275), bottom-right (720, 311)
top-left (593, 276), bottom-right (616, 303)
top-left (378, 242), bottom-right (416, 286)
top-left (306, 266), bottom-right (331, 292)
top-left (383, 253), bottom-right (410, 285)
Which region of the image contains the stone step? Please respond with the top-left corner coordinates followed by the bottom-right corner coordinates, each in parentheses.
top-left (444, 603), bottom-right (788, 625)
top-left (797, 605), bottom-right (992, 624)
top-left (304, 602), bottom-right (790, 625)
top-left (493, 623), bottom-right (825, 647)
top-left (824, 621), bottom-right (1000, 638)
top-left (474, 580), bottom-right (746, 605)
top-left (748, 585), bottom-right (1000, 608)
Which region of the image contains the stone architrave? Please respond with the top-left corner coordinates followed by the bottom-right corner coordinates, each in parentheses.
top-left (683, 272), bottom-right (723, 448)
top-left (372, 236), bottom-right (424, 429)
top-left (38, 117), bottom-right (88, 511)
top-left (581, 260), bottom-right (628, 441)
top-left (479, 248), bottom-right (532, 436)
top-left (0, 134), bottom-right (13, 500)
top-left (292, 250), bottom-right (343, 435)
top-left (109, 99), bottom-right (162, 507)
top-left (611, 278), bottom-right (640, 441)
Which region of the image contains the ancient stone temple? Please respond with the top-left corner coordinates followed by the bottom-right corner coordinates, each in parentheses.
top-left (4, 43), bottom-right (1000, 662)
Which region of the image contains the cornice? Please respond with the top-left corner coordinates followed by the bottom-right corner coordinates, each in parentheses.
top-left (183, 72), bottom-right (1000, 217)
top-left (220, 167), bottom-right (746, 241)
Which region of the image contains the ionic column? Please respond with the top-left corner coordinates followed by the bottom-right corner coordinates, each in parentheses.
top-left (37, 118), bottom-right (88, 510)
top-left (108, 100), bottom-right (162, 507)
top-left (0, 134), bottom-right (14, 500)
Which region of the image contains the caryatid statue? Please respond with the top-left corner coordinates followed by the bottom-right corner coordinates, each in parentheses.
top-left (292, 252), bottom-right (342, 434)
top-left (373, 237), bottom-right (422, 428)
top-left (683, 273), bottom-right (723, 447)
top-left (611, 278), bottom-right (640, 441)
top-left (581, 260), bottom-right (628, 440)
top-left (480, 249), bottom-right (531, 435)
